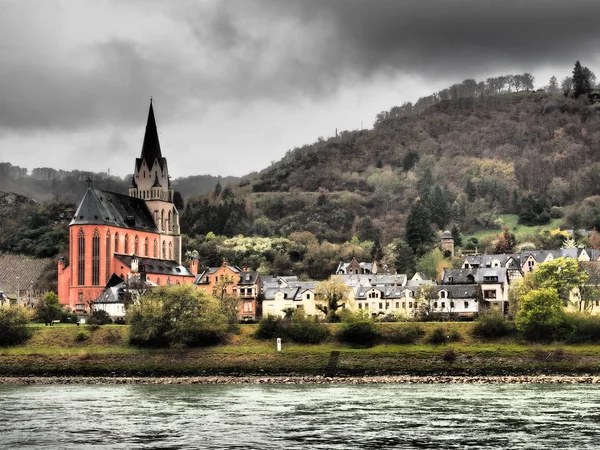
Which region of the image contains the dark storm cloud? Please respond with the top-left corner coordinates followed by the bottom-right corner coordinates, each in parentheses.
top-left (2, 0), bottom-right (600, 132)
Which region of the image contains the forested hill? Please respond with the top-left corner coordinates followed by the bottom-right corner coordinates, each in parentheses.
top-left (0, 164), bottom-right (239, 204)
top-left (184, 91), bottom-right (600, 246)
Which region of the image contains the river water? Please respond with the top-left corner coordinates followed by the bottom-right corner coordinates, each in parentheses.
top-left (1, 383), bottom-right (599, 449)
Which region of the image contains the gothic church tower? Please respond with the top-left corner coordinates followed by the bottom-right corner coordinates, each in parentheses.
top-left (128, 101), bottom-right (182, 263)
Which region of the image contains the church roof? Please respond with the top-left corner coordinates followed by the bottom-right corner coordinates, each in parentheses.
top-left (70, 188), bottom-right (158, 232)
top-left (136, 101), bottom-right (167, 172)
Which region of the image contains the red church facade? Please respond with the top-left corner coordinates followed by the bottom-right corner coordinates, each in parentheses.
top-left (58, 102), bottom-right (194, 311)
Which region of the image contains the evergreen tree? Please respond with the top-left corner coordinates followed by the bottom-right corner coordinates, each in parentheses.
top-left (405, 199), bottom-right (434, 255)
top-left (450, 223), bottom-right (463, 248)
top-left (393, 240), bottom-right (416, 278)
top-left (465, 179), bottom-right (476, 202)
top-left (417, 168), bottom-right (435, 206)
top-left (573, 60), bottom-right (592, 98)
top-left (370, 239), bottom-right (384, 262)
top-left (357, 216), bottom-right (381, 242)
top-left (429, 184), bottom-right (450, 229)
top-left (213, 180), bottom-right (222, 197)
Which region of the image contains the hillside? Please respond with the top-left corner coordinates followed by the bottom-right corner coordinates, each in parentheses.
top-left (232, 92), bottom-right (600, 243)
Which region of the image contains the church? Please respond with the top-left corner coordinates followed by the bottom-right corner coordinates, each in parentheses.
top-left (57, 102), bottom-right (195, 312)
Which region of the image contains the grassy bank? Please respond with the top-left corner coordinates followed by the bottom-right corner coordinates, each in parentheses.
top-left (2, 324), bottom-right (600, 377)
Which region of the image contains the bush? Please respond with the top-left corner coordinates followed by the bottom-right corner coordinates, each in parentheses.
top-left (472, 312), bottom-right (515, 339)
top-left (254, 316), bottom-right (283, 340)
top-left (75, 330), bottom-right (90, 342)
top-left (441, 348), bottom-right (457, 362)
top-left (516, 288), bottom-right (565, 341)
top-left (386, 324), bottom-right (425, 344)
top-left (336, 313), bottom-right (380, 346)
top-left (128, 285), bottom-right (229, 347)
top-left (89, 309), bottom-right (112, 326)
top-left (447, 329), bottom-right (463, 342)
top-left (426, 327), bottom-right (447, 344)
top-left (0, 307), bottom-right (31, 346)
top-left (564, 313), bottom-right (600, 343)
top-left (284, 314), bottom-right (330, 344)
top-left (34, 292), bottom-right (63, 324)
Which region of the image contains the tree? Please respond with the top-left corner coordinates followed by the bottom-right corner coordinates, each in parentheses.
top-left (547, 76), bottom-right (559, 95)
top-left (0, 306), bottom-right (31, 346)
top-left (34, 292), bottom-right (63, 325)
top-left (370, 239), bottom-right (384, 262)
top-left (405, 199), bottom-right (434, 255)
top-left (416, 248), bottom-right (451, 280)
top-left (516, 287), bottom-right (564, 340)
top-left (522, 73), bottom-right (535, 91)
top-left (315, 276), bottom-right (351, 322)
top-left (451, 223), bottom-right (463, 248)
top-left (414, 285), bottom-right (439, 321)
top-left (573, 60), bottom-right (593, 98)
top-left (429, 184), bottom-right (450, 229)
top-left (493, 226), bottom-right (517, 254)
top-left (561, 76), bottom-right (573, 97)
top-left (356, 216), bottom-right (381, 242)
top-left (173, 191), bottom-right (184, 211)
top-left (532, 257), bottom-right (588, 303)
top-left (128, 284), bottom-right (229, 347)
top-left (394, 240), bottom-right (416, 278)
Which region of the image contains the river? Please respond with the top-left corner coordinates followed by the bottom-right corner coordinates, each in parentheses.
top-left (1, 383), bottom-right (599, 449)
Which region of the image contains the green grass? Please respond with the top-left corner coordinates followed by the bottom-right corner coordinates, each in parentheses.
top-left (466, 214), bottom-right (563, 244)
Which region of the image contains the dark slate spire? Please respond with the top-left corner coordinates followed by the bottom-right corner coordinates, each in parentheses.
top-left (137, 100), bottom-right (164, 170)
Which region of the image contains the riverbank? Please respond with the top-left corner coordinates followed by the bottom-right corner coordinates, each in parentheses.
top-left (3, 375), bottom-right (600, 385)
top-left (3, 324), bottom-right (600, 377)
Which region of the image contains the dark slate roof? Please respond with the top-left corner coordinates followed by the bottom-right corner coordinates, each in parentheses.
top-left (136, 101), bottom-right (167, 172)
top-left (70, 188), bottom-right (158, 232)
top-left (0, 254), bottom-right (53, 295)
top-left (94, 275), bottom-right (156, 304)
top-left (114, 254), bottom-right (193, 277)
top-left (238, 271), bottom-right (260, 285)
top-left (105, 273), bottom-right (125, 289)
top-left (436, 285), bottom-right (481, 299)
top-left (440, 230), bottom-right (453, 239)
top-left (441, 268), bottom-right (506, 284)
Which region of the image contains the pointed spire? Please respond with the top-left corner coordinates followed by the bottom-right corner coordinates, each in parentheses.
top-left (139, 100), bottom-right (163, 170)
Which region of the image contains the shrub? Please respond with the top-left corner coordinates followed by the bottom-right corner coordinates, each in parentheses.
top-left (441, 348), bottom-right (457, 362)
top-left (254, 316), bottom-right (283, 340)
top-left (128, 285), bottom-right (229, 347)
top-left (284, 314), bottom-right (330, 344)
top-left (89, 309), bottom-right (112, 325)
top-left (75, 331), bottom-right (90, 342)
top-left (472, 312), bottom-right (515, 339)
top-left (386, 324), bottom-right (425, 344)
top-left (426, 327), bottom-right (447, 344)
top-left (447, 328), bottom-right (463, 342)
top-left (516, 287), bottom-right (565, 341)
top-left (34, 292), bottom-right (63, 324)
top-left (336, 313), bottom-right (380, 346)
top-left (0, 307), bottom-right (31, 346)
top-left (564, 313), bottom-right (600, 343)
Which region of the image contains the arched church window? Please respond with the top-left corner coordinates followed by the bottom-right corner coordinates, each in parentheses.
top-left (106, 230), bottom-right (111, 284)
top-left (114, 232), bottom-right (119, 253)
top-left (144, 237), bottom-right (149, 256)
top-left (92, 229), bottom-right (100, 286)
top-left (153, 239), bottom-right (158, 258)
top-left (167, 211), bottom-right (171, 232)
top-left (161, 209), bottom-right (165, 231)
top-left (162, 241), bottom-right (166, 259)
top-left (124, 234), bottom-right (129, 254)
top-left (78, 228), bottom-right (85, 286)
top-left (168, 242), bottom-right (172, 260)
top-left (134, 235), bottom-right (139, 255)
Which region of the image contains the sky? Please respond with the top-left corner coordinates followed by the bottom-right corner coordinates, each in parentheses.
top-left (1, 0), bottom-right (600, 179)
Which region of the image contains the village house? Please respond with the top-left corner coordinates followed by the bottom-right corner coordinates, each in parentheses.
top-left (0, 254), bottom-right (53, 308)
top-left (92, 274), bottom-right (156, 320)
top-left (335, 257), bottom-right (379, 275)
top-left (441, 267), bottom-right (509, 314)
top-left (261, 278), bottom-right (320, 318)
top-left (194, 261), bottom-right (262, 321)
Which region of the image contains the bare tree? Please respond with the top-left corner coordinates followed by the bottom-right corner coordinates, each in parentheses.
top-left (561, 76), bottom-right (573, 97)
top-left (547, 76), bottom-right (560, 95)
top-left (522, 73), bottom-right (535, 91)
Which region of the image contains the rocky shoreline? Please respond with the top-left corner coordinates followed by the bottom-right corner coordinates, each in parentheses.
top-left (3, 375), bottom-right (600, 385)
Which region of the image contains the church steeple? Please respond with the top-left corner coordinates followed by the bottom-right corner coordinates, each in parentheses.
top-left (138, 100), bottom-right (165, 171)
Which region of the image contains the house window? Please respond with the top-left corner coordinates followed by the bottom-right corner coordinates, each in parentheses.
top-left (358, 303), bottom-right (362, 309)
top-left (162, 241), bottom-right (166, 259)
top-left (92, 229), bottom-right (100, 286)
top-left (168, 242), bottom-right (173, 260)
top-left (464, 301), bottom-right (469, 308)
top-left (441, 302), bottom-right (445, 309)
top-left (385, 302), bottom-right (389, 310)
top-left (77, 228), bottom-right (85, 286)
top-left (379, 302), bottom-right (383, 309)
top-left (440, 291), bottom-right (447, 298)
top-left (450, 301), bottom-right (455, 308)
top-left (448, 276), bottom-right (453, 282)
top-left (484, 290), bottom-right (497, 299)
top-left (402, 302), bottom-right (406, 308)
top-left (105, 230), bottom-right (111, 284)
top-left (409, 302), bottom-right (413, 308)
top-left (396, 302), bottom-right (399, 308)
top-left (243, 302), bottom-right (253, 313)
top-left (76, 303), bottom-right (85, 311)
top-left (167, 211), bottom-right (171, 232)
top-left (433, 302), bottom-right (438, 308)
top-left (306, 294), bottom-right (311, 300)
top-left (284, 293), bottom-right (288, 299)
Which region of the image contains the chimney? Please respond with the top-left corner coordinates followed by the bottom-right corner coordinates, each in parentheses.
top-left (189, 259), bottom-right (198, 276)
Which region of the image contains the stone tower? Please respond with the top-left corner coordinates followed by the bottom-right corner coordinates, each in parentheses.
top-left (440, 230), bottom-right (455, 258)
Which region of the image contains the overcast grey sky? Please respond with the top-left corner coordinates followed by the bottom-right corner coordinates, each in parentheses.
top-left (1, 0), bottom-right (599, 178)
